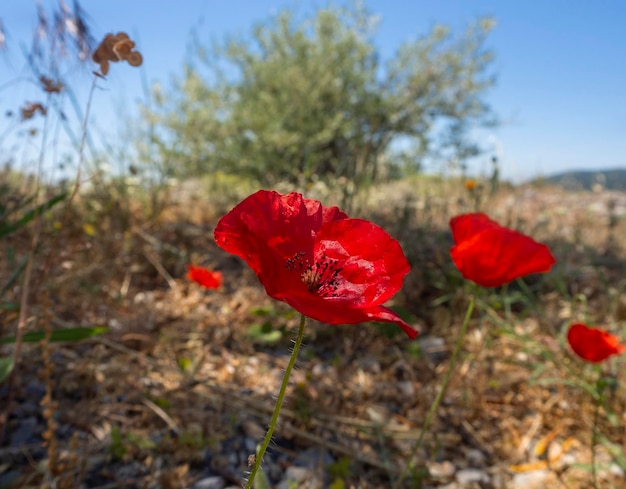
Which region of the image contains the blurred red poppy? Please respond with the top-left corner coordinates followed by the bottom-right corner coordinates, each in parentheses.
top-left (214, 190), bottom-right (418, 338)
top-left (567, 322), bottom-right (626, 363)
top-left (449, 213), bottom-right (556, 288)
top-left (187, 265), bottom-right (223, 289)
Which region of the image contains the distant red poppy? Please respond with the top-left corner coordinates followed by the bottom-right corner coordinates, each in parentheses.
top-left (187, 265), bottom-right (223, 289)
top-left (567, 322), bottom-right (626, 363)
top-left (449, 213), bottom-right (556, 288)
top-left (214, 190), bottom-right (418, 338)
top-left (464, 179), bottom-right (477, 191)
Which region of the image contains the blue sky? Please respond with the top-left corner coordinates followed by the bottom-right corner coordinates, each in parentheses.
top-left (1, 0), bottom-right (625, 183)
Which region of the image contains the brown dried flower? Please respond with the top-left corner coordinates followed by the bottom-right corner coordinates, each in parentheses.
top-left (112, 38), bottom-right (133, 59)
top-left (92, 31), bottom-right (143, 75)
top-left (126, 51), bottom-right (143, 67)
top-left (40, 75), bottom-right (65, 94)
top-left (21, 102), bottom-right (47, 121)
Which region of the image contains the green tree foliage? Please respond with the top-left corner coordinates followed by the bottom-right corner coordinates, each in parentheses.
top-left (140, 4), bottom-right (496, 187)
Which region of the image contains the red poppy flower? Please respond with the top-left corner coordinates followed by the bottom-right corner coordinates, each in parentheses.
top-left (449, 213), bottom-right (556, 288)
top-left (567, 322), bottom-right (626, 363)
top-left (187, 265), bottom-right (223, 289)
top-left (214, 190), bottom-right (418, 338)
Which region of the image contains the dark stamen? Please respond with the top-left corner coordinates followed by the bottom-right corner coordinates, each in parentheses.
top-left (285, 252), bottom-right (342, 297)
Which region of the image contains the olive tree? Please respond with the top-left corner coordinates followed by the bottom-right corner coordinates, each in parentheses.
top-left (140, 5), bottom-right (496, 187)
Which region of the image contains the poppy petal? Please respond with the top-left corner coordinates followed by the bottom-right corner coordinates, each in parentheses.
top-left (214, 190), bottom-right (417, 338)
top-left (274, 290), bottom-right (418, 339)
top-left (315, 218), bottom-right (410, 306)
top-left (215, 190), bottom-right (347, 275)
top-left (450, 213), bottom-right (556, 288)
top-left (187, 265), bottom-right (223, 289)
top-left (567, 322), bottom-right (626, 363)
top-left (450, 212), bottom-right (497, 243)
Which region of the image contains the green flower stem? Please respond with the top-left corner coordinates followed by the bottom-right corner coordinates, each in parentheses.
top-left (502, 283), bottom-right (511, 321)
top-left (591, 369), bottom-right (605, 489)
top-left (245, 313), bottom-right (307, 489)
top-left (591, 397), bottom-right (599, 489)
top-left (397, 290), bottom-right (476, 487)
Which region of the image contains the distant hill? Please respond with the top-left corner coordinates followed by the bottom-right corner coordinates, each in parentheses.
top-left (533, 168), bottom-right (626, 191)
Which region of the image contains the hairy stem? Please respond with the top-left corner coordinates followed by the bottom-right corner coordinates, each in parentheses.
top-left (245, 313), bottom-right (307, 489)
top-left (591, 371), bottom-right (603, 489)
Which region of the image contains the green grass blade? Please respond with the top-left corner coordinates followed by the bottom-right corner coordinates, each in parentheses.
top-left (0, 192), bottom-right (68, 237)
top-left (0, 256), bottom-right (28, 297)
top-left (0, 357), bottom-right (14, 383)
top-left (0, 326), bottom-right (108, 344)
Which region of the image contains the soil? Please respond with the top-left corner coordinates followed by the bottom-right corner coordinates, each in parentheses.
top-left (1, 180), bottom-right (625, 488)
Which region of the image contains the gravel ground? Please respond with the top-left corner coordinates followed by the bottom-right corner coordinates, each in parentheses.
top-left (2, 182), bottom-right (626, 488)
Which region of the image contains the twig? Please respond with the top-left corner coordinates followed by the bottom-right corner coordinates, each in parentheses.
top-left (142, 251), bottom-right (177, 289)
top-left (141, 398), bottom-right (180, 434)
top-left (460, 419), bottom-right (494, 457)
top-left (134, 227), bottom-right (184, 256)
top-left (0, 76), bottom-right (99, 443)
top-left (0, 91), bottom-right (53, 440)
top-left (92, 336), bottom-right (460, 475)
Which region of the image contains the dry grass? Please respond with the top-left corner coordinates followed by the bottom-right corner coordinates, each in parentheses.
top-left (1, 175), bottom-right (626, 488)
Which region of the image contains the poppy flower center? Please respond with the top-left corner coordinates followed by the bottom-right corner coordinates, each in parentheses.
top-left (285, 251), bottom-right (342, 297)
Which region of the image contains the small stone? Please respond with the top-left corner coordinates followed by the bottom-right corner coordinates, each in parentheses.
top-left (609, 463), bottom-right (625, 478)
top-left (9, 417), bottom-right (39, 446)
top-left (294, 447), bottom-right (334, 469)
top-left (12, 401), bottom-right (38, 418)
top-left (561, 453), bottom-right (577, 465)
top-left (133, 291), bottom-right (153, 304)
top-left (244, 437), bottom-right (257, 453)
top-left (455, 468), bottom-right (490, 485)
top-left (547, 441), bottom-right (563, 466)
top-left (427, 460), bottom-right (455, 479)
top-left (193, 476), bottom-right (226, 489)
top-left (365, 405), bottom-right (390, 425)
top-left (417, 336), bottom-right (447, 363)
top-left (227, 452), bottom-right (238, 466)
top-left (277, 466), bottom-right (323, 489)
top-left (284, 466), bottom-right (310, 481)
top-left (24, 380), bottom-right (46, 398)
top-left (466, 449), bottom-right (487, 467)
top-left (114, 461), bottom-right (149, 480)
top-left (312, 363), bottom-right (331, 377)
top-left (108, 318), bottom-right (123, 330)
top-left (397, 380), bottom-right (415, 398)
top-left (438, 483), bottom-right (460, 489)
top-left (358, 357), bottom-right (381, 374)
top-left (510, 470), bottom-right (551, 489)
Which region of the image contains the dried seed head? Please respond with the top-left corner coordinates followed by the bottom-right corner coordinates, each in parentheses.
top-left (126, 51), bottom-right (143, 67)
top-left (40, 75), bottom-right (64, 93)
top-left (20, 102), bottom-right (47, 120)
top-left (92, 32), bottom-right (143, 74)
